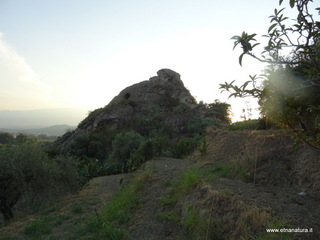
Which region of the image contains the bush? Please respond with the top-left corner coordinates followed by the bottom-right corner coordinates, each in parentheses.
top-left (228, 118), bottom-right (276, 131)
top-left (228, 120), bottom-right (261, 131)
top-left (108, 131), bottom-right (145, 172)
top-left (77, 156), bottom-right (106, 181)
top-left (173, 103), bottom-right (192, 114)
top-left (0, 144), bottom-right (80, 220)
top-left (187, 118), bottom-right (213, 135)
top-left (171, 138), bottom-right (198, 158)
top-left (0, 133), bottom-right (14, 144)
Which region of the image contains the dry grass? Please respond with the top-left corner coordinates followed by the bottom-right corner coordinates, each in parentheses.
top-left (177, 183), bottom-right (281, 240)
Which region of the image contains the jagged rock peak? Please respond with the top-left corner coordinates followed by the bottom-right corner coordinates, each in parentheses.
top-left (150, 68), bottom-right (183, 85)
top-left (109, 68), bottom-right (195, 107)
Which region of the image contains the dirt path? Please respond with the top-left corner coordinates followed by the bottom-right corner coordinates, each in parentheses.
top-left (126, 158), bottom-right (190, 240)
top-left (52, 174), bottom-right (124, 239)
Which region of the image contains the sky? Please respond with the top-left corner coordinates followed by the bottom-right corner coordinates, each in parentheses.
top-left (0, 0), bottom-right (302, 123)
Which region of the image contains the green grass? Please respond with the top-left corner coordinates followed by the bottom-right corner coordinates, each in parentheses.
top-left (71, 169), bottom-right (152, 240)
top-left (182, 206), bottom-right (207, 239)
top-left (0, 235), bottom-right (19, 240)
top-left (159, 168), bottom-right (202, 206)
top-left (208, 160), bottom-right (254, 182)
top-left (24, 218), bottom-right (52, 239)
top-left (156, 211), bottom-right (179, 223)
top-left (256, 218), bottom-right (293, 240)
top-left (72, 203), bottom-right (84, 214)
top-left (181, 205), bottom-right (226, 240)
top-left (211, 163), bottom-right (233, 177)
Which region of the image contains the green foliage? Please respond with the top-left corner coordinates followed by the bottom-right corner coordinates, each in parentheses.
top-left (197, 100), bottom-right (232, 124)
top-left (207, 100), bottom-right (232, 123)
top-left (72, 203), bottom-right (84, 214)
top-left (24, 219), bottom-right (52, 239)
top-left (74, 170), bottom-right (151, 240)
top-left (156, 211), bottom-right (179, 222)
top-left (64, 133), bottom-right (91, 157)
top-left (15, 133), bottom-right (36, 144)
top-left (129, 139), bottom-right (154, 170)
top-left (107, 131), bottom-right (163, 172)
top-left (187, 118), bottom-right (213, 135)
top-left (220, 0), bottom-right (320, 148)
top-left (0, 133), bottom-right (37, 145)
top-left (231, 32), bottom-right (260, 66)
top-left (0, 144), bottom-right (80, 220)
top-left (160, 168), bottom-right (202, 206)
top-left (228, 118), bottom-right (274, 131)
top-left (0, 133), bottom-right (14, 144)
top-left (182, 206), bottom-right (208, 240)
top-left (173, 103), bottom-right (192, 114)
top-left (171, 138), bottom-right (198, 158)
top-left (199, 134), bottom-right (208, 156)
top-left (63, 132), bottom-right (112, 178)
top-left (108, 131), bottom-right (144, 172)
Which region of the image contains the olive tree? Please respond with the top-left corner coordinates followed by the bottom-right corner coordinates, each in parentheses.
top-left (0, 144), bottom-right (80, 220)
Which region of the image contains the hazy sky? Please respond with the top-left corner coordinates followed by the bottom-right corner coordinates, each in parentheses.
top-left (0, 0), bottom-right (299, 121)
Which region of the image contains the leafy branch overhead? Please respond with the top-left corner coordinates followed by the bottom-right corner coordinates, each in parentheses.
top-left (231, 32), bottom-right (260, 66)
top-left (220, 75), bottom-right (262, 98)
top-left (219, 0), bottom-right (320, 148)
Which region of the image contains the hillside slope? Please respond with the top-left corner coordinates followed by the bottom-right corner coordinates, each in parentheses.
top-left (1, 130), bottom-right (319, 240)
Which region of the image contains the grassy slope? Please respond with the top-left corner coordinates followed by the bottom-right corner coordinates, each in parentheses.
top-left (1, 129), bottom-right (320, 240)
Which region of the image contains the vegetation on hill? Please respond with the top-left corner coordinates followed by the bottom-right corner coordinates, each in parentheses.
top-left (0, 92), bottom-right (231, 223)
top-left (1, 1), bottom-right (319, 239)
top-left (0, 136), bottom-right (81, 222)
top-left (56, 100), bottom-right (230, 178)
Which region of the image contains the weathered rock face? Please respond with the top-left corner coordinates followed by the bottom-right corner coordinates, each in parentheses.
top-left (57, 69), bottom-right (200, 146)
top-left (109, 68), bottom-right (196, 107)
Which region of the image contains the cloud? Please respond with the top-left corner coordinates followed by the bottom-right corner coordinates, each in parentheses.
top-left (0, 33), bottom-right (51, 110)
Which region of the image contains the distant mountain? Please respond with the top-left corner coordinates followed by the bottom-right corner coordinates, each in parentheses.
top-left (0, 107), bottom-right (89, 129)
top-left (0, 125), bottom-right (76, 136)
top-left (24, 125), bottom-right (76, 136)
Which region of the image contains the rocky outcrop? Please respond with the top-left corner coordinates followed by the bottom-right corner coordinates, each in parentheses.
top-left (108, 68), bottom-right (196, 107)
top-left (56, 69), bottom-right (221, 147)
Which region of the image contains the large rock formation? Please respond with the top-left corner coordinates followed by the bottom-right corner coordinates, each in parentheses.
top-left (108, 68), bottom-right (196, 108)
top-left (56, 69), bottom-right (223, 147)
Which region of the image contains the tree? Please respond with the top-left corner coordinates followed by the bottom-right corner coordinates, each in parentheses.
top-left (220, 0), bottom-right (320, 148)
top-left (0, 144), bottom-right (80, 220)
top-left (0, 132), bottom-right (14, 144)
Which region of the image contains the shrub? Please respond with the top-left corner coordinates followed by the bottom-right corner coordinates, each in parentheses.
top-left (187, 118), bottom-right (213, 135)
top-left (108, 131), bottom-right (145, 172)
top-left (171, 138), bottom-right (198, 158)
top-left (228, 118), bottom-right (276, 131)
top-left (173, 103), bottom-right (192, 114)
top-left (228, 120), bottom-right (261, 131)
top-left (129, 139), bottom-right (154, 170)
top-left (0, 133), bottom-right (14, 144)
top-left (0, 144), bottom-right (80, 220)
top-left (24, 219), bottom-right (52, 238)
